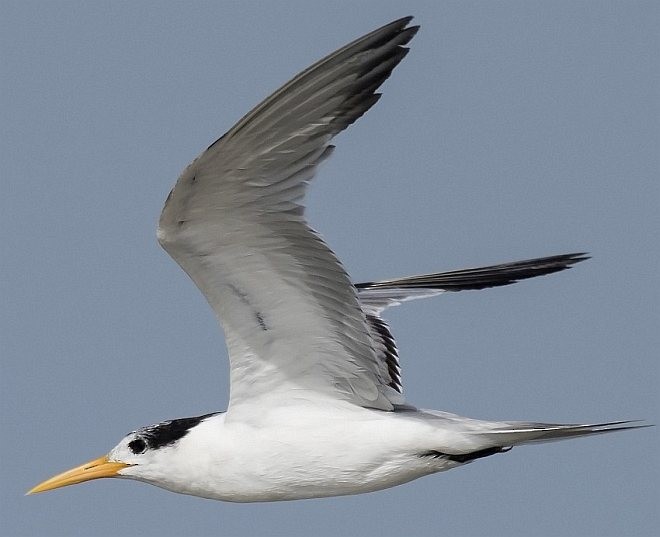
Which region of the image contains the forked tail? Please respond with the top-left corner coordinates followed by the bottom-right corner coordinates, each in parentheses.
top-left (476, 420), bottom-right (650, 447)
top-left (426, 420), bottom-right (650, 464)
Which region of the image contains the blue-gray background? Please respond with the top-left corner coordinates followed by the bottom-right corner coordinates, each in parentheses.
top-left (2, 1), bottom-right (658, 536)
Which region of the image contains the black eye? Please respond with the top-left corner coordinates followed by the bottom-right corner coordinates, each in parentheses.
top-left (128, 438), bottom-right (147, 454)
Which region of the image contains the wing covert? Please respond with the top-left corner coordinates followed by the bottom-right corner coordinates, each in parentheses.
top-left (158, 18), bottom-right (418, 414)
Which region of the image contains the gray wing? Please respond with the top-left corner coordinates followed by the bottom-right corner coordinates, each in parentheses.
top-left (158, 18), bottom-right (418, 414)
top-left (358, 253), bottom-right (588, 395)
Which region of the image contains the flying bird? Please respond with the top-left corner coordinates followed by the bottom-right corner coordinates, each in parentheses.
top-left (29, 17), bottom-right (645, 502)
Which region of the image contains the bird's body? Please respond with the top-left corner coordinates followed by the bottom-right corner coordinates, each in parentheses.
top-left (105, 403), bottom-right (639, 502)
top-left (99, 406), bottom-right (535, 502)
top-left (127, 406), bottom-right (446, 502)
top-left (29, 16), bottom-right (646, 502)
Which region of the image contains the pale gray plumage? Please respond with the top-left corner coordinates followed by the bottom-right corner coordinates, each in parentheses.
top-left (158, 18), bottom-right (418, 413)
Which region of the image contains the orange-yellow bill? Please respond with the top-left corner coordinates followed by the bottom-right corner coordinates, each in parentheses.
top-left (27, 455), bottom-right (131, 495)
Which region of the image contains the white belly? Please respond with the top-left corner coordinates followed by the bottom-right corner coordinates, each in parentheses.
top-left (146, 406), bottom-right (459, 502)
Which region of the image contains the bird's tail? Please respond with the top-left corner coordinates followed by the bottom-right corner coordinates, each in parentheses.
top-left (418, 418), bottom-right (649, 464)
top-left (474, 420), bottom-right (650, 447)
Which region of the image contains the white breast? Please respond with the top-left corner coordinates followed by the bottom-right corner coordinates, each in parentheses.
top-left (144, 408), bottom-right (458, 502)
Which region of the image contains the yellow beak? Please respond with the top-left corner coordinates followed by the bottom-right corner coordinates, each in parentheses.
top-left (27, 455), bottom-right (131, 495)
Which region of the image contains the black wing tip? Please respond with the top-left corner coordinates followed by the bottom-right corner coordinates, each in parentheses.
top-left (395, 26), bottom-right (420, 52)
top-left (387, 15), bottom-right (415, 28)
top-left (329, 18), bottom-right (419, 133)
top-left (400, 23), bottom-right (421, 40)
top-left (538, 251), bottom-right (591, 265)
top-left (355, 252), bottom-right (592, 291)
top-left (364, 15), bottom-right (417, 40)
top-left (515, 251), bottom-right (591, 274)
top-left (370, 17), bottom-right (419, 49)
top-left (498, 251), bottom-right (590, 269)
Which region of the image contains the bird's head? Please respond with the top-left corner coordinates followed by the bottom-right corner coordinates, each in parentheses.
top-left (27, 412), bottom-right (220, 495)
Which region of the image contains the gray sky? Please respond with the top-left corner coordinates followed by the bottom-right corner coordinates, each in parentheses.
top-left (2, 1), bottom-right (658, 536)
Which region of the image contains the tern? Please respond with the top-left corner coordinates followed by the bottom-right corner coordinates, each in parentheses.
top-left (29, 17), bottom-right (645, 502)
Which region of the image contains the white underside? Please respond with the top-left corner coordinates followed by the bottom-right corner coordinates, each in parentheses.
top-left (118, 405), bottom-right (488, 502)
top-left (110, 400), bottom-right (639, 502)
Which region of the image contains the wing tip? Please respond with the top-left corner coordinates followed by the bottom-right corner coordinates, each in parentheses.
top-left (355, 251), bottom-right (593, 292)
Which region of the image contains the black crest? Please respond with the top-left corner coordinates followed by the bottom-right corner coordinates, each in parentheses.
top-left (136, 412), bottom-right (221, 451)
